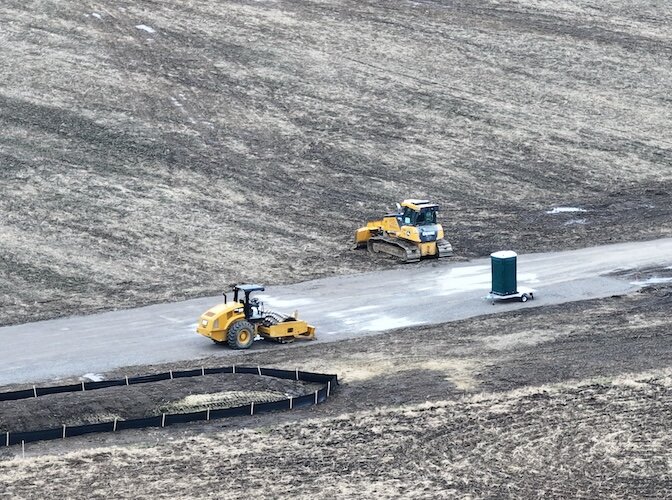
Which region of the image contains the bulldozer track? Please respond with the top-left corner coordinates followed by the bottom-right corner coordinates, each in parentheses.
top-left (367, 236), bottom-right (421, 263)
top-left (366, 235), bottom-right (455, 262)
top-left (0, 366), bottom-right (338, 446)
top-left (437, 238), bottom-right (455, 258)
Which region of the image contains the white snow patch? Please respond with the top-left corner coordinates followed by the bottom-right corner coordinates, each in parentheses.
top-left (170, 96), bottom-right (183, 107)
top-left (519, 274), bottom-right (541, 284)
top-left (81, 373), bottom-right (104, 382)
top-left (159, 314), bottom-right (186, 324)
top-left (361, 316), bottom-right (416, 332)
top-left (546, 207), bottom-right (587, 214)
top-left (135, 24), bottom-right (156, 34)
top-left (92, 12), bottom-right (102, 19)
top-left (447, 265), bottom-right (491, 277)
top-left (255, 296), bottom-right (313, 309)
top-left (350, 305), bottom-right (378, 313)
top-left (630, 277), bottom-right (672, 286)
top-left (327, 305), bottom-right (376, 318)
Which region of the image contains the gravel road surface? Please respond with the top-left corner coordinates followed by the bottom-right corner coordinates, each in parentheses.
top-left (2, 238), bottom-right (671, 386)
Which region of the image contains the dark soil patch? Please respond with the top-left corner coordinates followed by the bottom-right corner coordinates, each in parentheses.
top-left (0, 373), bottom-right (319, 433)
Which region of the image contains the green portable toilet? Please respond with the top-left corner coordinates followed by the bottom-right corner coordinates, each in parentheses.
top-left (491, 251), bottom-right (517, 296)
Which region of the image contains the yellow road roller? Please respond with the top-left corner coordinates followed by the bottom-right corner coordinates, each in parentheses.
top-left (196, 284), bottom-right (316, 349)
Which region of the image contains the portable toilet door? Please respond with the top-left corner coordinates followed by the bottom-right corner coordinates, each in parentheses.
top-left (491, 251), bottom-right (517, 296)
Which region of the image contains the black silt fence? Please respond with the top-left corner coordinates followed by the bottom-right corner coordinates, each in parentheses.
top-left (1, 366), bottom-right (338, 447)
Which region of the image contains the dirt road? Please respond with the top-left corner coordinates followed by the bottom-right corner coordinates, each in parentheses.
top-left (1, 238), bottom-right (671, 386)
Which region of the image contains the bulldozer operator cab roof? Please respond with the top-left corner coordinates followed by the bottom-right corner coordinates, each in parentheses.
top-left (399, 202), bottom-right (439, 227)
top-left (400, 199), bottom-right (439, 211)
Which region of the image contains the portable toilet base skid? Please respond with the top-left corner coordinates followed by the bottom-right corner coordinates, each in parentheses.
top-left (487, 250), bottom-right (535, 304)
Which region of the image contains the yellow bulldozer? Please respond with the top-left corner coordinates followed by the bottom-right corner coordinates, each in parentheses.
top-left (354, 199), bottom-right (453, 263)
top-left (196, 284), bottom-right (316, 349)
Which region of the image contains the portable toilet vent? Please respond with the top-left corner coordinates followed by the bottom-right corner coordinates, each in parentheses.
top-left (490, 250), bottom-right (517, 296)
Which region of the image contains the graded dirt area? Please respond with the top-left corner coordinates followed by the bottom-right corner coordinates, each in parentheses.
top-left (0, 284), bottom-right (670, 497)
top-left (1, 0), bottom-right (671, 326)
top-left (0, 373), bottom-right (320, 433)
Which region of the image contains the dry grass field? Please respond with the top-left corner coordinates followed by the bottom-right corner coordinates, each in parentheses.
top-left (1, 0), bottom-right (671, 325)
top-left (1, 0), bottom-right (671, 497)
top-left (0, 285), bottom-right (671, 497)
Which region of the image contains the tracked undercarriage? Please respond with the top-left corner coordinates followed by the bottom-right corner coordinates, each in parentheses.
top-left (366, 235), bottom-right (454, 263)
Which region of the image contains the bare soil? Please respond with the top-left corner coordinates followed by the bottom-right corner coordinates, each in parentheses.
top-left (0, 284), bottom-right (670, 498)
top-left (0, 374), bottom-right (320, 433)
top-left (1, 0), bottom-right (671, 326)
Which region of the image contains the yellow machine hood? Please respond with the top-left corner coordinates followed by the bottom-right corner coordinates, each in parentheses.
top-left (197, 301), bottom-right (242, 337)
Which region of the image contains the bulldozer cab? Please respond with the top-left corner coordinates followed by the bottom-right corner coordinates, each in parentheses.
top-left (399, 201), bottom-right (439, 227)
top-left (232, 284), bottom-right (265, 321)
